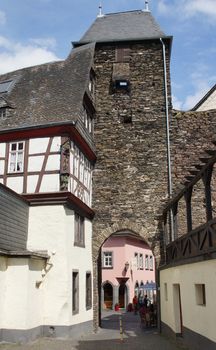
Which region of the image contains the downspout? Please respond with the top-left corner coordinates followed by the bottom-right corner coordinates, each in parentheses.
top-left (160, 37), bottom-right (174, 242)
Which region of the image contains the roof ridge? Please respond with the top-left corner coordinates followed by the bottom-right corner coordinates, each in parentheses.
top-left (105, 10), bottom-right (144, 16)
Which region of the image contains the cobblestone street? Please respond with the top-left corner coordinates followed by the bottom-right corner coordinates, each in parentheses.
top-left (0, 311), bottom-right (189, 350)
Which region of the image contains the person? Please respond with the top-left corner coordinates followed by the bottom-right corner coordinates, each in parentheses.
top-left (138, 291), bottom-right (143, 309)
top-left (143, 294), bottom-right (149, 308)
top-left (139, 304), bottom-right (147, 327)
top-left (132, 295), bottom-right (138, 314)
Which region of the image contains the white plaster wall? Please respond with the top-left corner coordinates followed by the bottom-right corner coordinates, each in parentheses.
top-left (197, 89), bottom-right (216, 111)
top-left (50, 137), bottom-right (61, 152)
top-left (28, 156), bottom-right (44, 172)
top-left (40, 174), bottom-right (59, 192)
top-left (27, 205), bottom-right (93, 327)
top-left (46, 154), bottom-right (60, 171)
top-left (0, 160), bottom-right (4, 175)
top-left (7, 176), bottom-right (23, 193)
top-left (0, 143), bottom-right (6, 157)
top-left (0, 257), bottom-right (7, 329)
top-left (0, 258), bottom-right (44, 329)
top-left (160, 260), bottom-right (216, 342)
top-left (29, 137), bottom-right (61, 154)
top-left (27, 175), bottom-right (39, 193)
top-left (29, 138), bottom-right (49, 154)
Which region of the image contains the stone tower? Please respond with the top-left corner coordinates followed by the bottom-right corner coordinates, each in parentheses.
top-left (76, 9), bottom-right (172, 327)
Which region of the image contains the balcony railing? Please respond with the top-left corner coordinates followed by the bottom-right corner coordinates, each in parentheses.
top-left (166, 218), bottom-right (216, 264)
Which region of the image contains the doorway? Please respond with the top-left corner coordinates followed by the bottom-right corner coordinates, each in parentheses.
top-left (103, 282), bottom-right (113, 309)
top-left (173, 283), bottom-right (183, 335)
top-left (119, 282), bottom-right (127, 308)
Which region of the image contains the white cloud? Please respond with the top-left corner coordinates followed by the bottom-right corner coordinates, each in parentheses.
top-left (183, 79), bottom-right (211, 110)
top-left (157, 0), bottom-right (216, 22)
top-left (29, 37), bottom-right (57, 50)
top-left (172, 94), bottom-right (183, 110)
top-left (157, 0), bottom-right (171, 15)
top-left (0, 36), bottom-right (61, 74)
top-left (184, 0), bottom-right (216, 18)
top-left (0, 10), bottom-right (6, 25)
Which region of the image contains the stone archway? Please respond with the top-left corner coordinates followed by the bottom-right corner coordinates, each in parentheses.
top-left (92, 219), bottom-right (162, 331)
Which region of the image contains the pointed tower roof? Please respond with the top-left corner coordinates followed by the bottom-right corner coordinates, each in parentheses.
top-left (75, 10), bottom-right (170, 45)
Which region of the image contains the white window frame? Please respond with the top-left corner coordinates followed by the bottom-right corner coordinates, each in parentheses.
top-left (139, 253), bottom-right (143, 269)
top-left (8, 141), bottom-right (25, 173)
top-left (149, 255), bottom-right (153, 270)
top-left (145, 254), bottom-right (149, 270)
top-left (103, 251), bottom-right (113, 268)
top-left (134, 252), bottom-right (139, 270)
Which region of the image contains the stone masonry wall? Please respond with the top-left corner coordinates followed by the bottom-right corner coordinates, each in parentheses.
top-left (92, 40), bottom-right (171, 265)
top-left (91, 40), bottom-right (172, 328)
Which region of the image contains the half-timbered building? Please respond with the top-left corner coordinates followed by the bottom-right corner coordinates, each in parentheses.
top-left (0, 42), bottom-right (96, 342)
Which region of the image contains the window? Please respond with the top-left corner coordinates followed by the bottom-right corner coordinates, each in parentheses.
top-left (0, 107), bottom-right (6, 119)
top-left (103, 251), bottom-right (113, 268)
top-left (86, 272), bottom-right (92, 309)
top-left (74, 213), bottom-right (85, 247)
top-left (139, 254), bottom-right (143, 269)
top-left (0, 80), bottom-right (13, 94)
top-left (88, 73), bottom-right (95, 98)
top-left (134, 252), bottom-right (139, 270)
top-left (116, 46), bottom-right (131, 62)
top-left (145, 254), bottom-right (149, 270)
top-left (81, 105), bottom-right (93, 134)
top-left (149, 255), bottom-right (153, 270)
top-left (164, 283), bottom-right (168, 301)
top-left (195, 284), bottom-right (206, 306)
top-left (9, 141), bottom-right (24, 173)
top-left (72, 271), bottom-right (79, 314)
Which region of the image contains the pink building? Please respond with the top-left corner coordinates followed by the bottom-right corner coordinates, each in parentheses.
top-left (101, 233), bottom-right (156, 310)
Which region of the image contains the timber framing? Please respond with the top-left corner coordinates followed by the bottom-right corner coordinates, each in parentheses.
top-left (0, 122), bottom-right (96, 163)
top-left (22, 191), bottom-right (95, 220)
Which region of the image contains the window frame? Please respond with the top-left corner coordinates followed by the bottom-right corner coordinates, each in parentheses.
top-left (195, 283), bottom-right (206, 306)
top-left (72, 270), bottom-right (79, 314)
top-left (102, 251), bottom-right (113, 269)
top-left (0, 107), bottom-right (7, 119)
top-left (86, 271), bottom-right (92, 310)
top-left (149, 255), bottom-right (153, 270)
top-left (145, 254), bottom-right (149, 270)
top-left (74, 213), bottom-right (85, 247)
top-left (139, 253), bottom-right (144, 270)
top-left (8, 141), bottom-right (25, 173)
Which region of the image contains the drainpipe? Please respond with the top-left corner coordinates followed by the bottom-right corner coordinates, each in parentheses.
top-left (160, 38), bottom-right (174, 242)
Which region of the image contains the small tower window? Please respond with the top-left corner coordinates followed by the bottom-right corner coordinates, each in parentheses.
top-left (114, 79), bottom-right (130, 92)
top-left (0, 107), bottom-right (7, 119)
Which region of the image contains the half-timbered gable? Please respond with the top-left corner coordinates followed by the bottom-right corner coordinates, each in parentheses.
top-left (0, 43), bottom-right (96, 209)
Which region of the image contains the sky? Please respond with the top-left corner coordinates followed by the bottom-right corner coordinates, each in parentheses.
top-left (0, 0), bottom-right (215, 111)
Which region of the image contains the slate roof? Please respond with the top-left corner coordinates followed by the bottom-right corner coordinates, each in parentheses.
top-left (0, 43), bottom-right (95, 135)
top-left (78, 10), bottom-right (168, 44)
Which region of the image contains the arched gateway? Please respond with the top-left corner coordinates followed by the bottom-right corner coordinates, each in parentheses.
top-left (92, 222), bottom-right (162, 329)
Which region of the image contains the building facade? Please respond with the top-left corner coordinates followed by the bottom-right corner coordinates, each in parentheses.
top-left (101, 234), bottom-right (155, 309)
top-left (0, 5), bottom-right (215, 348)
top-left (0, 43), bottom-right (96, 342)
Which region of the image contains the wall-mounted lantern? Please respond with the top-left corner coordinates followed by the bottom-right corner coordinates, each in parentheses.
top-left (124, 261), bottom-right (130, 272)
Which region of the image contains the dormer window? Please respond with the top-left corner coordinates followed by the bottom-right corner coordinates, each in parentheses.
top-left (88, 70), bottom-right (95, 100)
top-left (0, 107), bottom-right (7, 119)
top-left (81, 104), bottom-right (94, 135)
top-left (8, 141), bottom-right (25, 173)
top-left (0, 80), bottom-right (13, 94)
